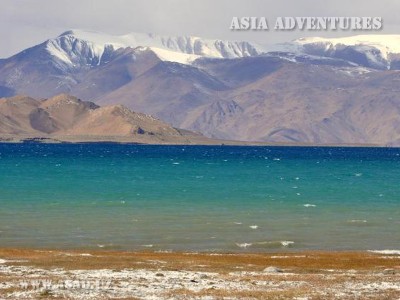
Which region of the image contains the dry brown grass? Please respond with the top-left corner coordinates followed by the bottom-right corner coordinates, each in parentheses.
top-left (0, 248), bottom-right (399, 273)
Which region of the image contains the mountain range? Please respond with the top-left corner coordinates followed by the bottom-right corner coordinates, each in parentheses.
top-left (1, 30), bottom-right (400, 145)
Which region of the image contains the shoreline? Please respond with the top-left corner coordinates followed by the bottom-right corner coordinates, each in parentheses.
top-left (0, 134), bottom-right (385, 147)
top-left (1, 248), bottom-right (399, 299)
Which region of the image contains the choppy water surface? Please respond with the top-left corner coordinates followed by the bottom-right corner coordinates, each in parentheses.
top-left (0, 143), bottom-right (399, 252)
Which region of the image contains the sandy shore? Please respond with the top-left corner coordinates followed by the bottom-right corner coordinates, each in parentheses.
top-left (0, 248), bottom-right (399, 299)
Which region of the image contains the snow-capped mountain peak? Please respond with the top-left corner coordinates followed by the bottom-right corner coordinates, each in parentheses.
top-left (292, 34), bottom-right (400, 69)
top-left (45, 29), bottom-right (265, 66)
top-left (294, 35), bottom-right (400, 56)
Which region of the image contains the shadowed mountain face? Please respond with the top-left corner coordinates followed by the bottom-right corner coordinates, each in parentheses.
top-left (1, 31), bottom-right (400, 145)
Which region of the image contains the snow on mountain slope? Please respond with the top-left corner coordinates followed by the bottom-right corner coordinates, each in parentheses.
top-left (137, 47), bottom-right (202, 65)
top-left (45, 29), bottom-right (265, 66)
top-left (295, 35), bottom-right (400, 58)
top-left (68, 29), bottom-right (264, 58)
top-left (45, 33), bottom-right (116, 68)
top-left (291, 35), bottom-right (400, 69)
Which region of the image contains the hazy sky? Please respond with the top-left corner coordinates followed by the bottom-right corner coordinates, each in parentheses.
top-left (1, 0), bottom-right (400, 58)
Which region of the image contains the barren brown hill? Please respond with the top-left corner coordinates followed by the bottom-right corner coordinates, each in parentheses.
top-left (0, 94), bottom-right (227, 144)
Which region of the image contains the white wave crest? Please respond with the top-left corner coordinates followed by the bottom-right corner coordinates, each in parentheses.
top-left (368, 250), bottom-right (400, 255)
top-left (236, 243), bottom-right (252, 248)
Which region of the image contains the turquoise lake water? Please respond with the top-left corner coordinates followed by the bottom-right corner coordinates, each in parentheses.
top-left (0, 143), bottom-right (399, 252)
